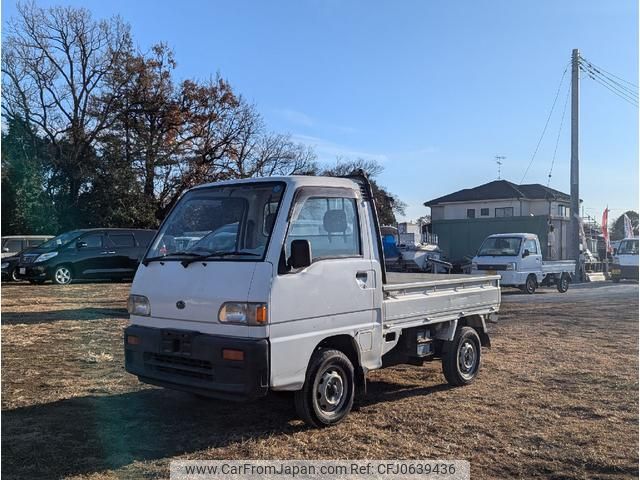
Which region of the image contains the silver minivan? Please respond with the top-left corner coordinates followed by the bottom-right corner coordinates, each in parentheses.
top-left (1, 235), bottom-right (53, 258)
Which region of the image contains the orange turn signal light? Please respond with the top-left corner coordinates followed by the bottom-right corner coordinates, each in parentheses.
top-left (127, 335), bottom-right (140, 345)
top-left (255, 304), bottom-right (268, 324)
top-left (222, 349), bottom-right (244, 361)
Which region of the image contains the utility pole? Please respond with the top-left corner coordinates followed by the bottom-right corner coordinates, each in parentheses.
top-left (570, 49), bottom-right (581, 280)
top-left (495, 155), bottom-right (506, 179)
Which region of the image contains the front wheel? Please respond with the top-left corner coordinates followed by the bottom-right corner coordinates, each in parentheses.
top-left (556, 273), bottom-right (570, 293)
top-left (294, 349), bottom-right (355, 427)
top-left (442, 326), bottom-right (482, 386)
top-left (53, 266), bottom-right (73, 285)
top-left (524, 274), bottom-right (537, 294)
top-left (10, 269), bottom-right (20, 282)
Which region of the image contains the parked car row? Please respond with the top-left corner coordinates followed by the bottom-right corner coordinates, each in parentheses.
top-left (1, 229), bottom-right (156, 285)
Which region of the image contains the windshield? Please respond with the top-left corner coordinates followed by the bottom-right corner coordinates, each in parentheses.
top-left (38, 231), bottom-right (82, 250)
top-left (147, 182), bottom-right (286, 261)
top-left (618, 239), bottom-right (639, 255)
top-left (478, 236), bottom-right (522, 256)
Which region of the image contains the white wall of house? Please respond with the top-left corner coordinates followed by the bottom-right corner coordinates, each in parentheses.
top-left (432, 199), bottom-right (570, 220)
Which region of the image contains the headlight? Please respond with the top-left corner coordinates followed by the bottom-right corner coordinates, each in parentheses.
top-left (219, 302), bottom-right (268, 325)
top-left (505, 262), bottom-right (517, 271)
top-left (471, 262), bottom-right (478, 270)
top-left (34, 252), bottom-right (58, 263)
top-left (1, 262), bottom-right (9, 269)
top-left (127, 295), bottom-right (150, 316)
top-left (612, 257), bottom-right (620, 265)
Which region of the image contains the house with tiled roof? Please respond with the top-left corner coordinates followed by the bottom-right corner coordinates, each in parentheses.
top-left (424, 180), bottom-right (572, 263)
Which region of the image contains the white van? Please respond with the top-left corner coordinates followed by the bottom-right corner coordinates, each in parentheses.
top-left (611, 237), bottom-right (639, 282)
top-left (124, 174), bottom-right (501, 426)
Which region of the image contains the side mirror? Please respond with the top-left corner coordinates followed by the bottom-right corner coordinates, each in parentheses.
top-left (2, 247), bottom-right (9, 253)
top-left (289, 239), bottom-right (312, 269)
top-left (522, 249), bottom-right (530, 258)
top-left (76, 241), bottom-right (88, 249)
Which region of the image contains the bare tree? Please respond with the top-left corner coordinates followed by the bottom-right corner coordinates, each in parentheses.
top-left (2, 2), bottom-right (132, 211)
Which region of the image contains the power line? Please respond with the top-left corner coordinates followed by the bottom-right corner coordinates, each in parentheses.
top-left (547, 83), bottom-right (571, 187)
top-left (580, 57), bottom-right (638, 89)
top-left (520, 65), bottom-right (569, 184)
top-left (581, 63), bottom-right (638, 101)
top-left (584, 69), bottom-right (639, 107)
top-left (580, 60), bottom-right (638, 96)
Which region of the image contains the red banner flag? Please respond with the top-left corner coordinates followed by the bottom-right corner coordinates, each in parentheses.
top-left (602, 207), bottom-right (611, 254)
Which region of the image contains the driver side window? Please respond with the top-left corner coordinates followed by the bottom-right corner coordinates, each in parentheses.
top-left (286, 196), bottom-right (361, 260)
top-left (81, 234), bottom-right (104, 249)
top-left (524, 239), bottom-right (538, 254)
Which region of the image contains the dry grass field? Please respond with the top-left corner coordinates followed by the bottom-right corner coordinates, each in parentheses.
top-left (1, 281), bottom-right (638, 479)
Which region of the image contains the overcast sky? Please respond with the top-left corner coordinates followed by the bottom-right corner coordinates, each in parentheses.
top-left (3, 0), bottom-right (638, 222)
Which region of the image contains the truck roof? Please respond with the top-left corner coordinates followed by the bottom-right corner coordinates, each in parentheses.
top-left (192, 175), bottom-right (360, 191)
top-left (486, 233), bottom-right (537, 238)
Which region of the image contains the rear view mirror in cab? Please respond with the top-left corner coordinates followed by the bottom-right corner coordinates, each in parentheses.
top-left (76, 241), bottom-right (87, 249)
top-left (289, 239), bottom-right (312, 269)
top-left (522, 249), bottom-right (530, 258)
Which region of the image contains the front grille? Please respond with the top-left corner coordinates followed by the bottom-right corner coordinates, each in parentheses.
top-left (477, 264), bottom-right (507, 271)
top-left (144, 352), bottom-right (213, 381)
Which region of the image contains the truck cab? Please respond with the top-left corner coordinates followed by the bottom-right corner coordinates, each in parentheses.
top-left (125, 174), bottom-right (501, 426)
top-left (471, 233), bottom-right (574, 294)
top-left (611, 237), bottom-right (639, 282)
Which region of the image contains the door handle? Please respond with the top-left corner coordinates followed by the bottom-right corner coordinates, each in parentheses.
top-left (355, 271), bottom-right (368, 288)
top-left (101, 251), bottom-right (116, 255)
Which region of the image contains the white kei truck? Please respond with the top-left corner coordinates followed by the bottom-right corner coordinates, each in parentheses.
top-left (611, 237), bottom-right (639, 282)
top-left (124, 173), bottom-right (501, 427)
top-left (471, 233), bottom-right (575, 294)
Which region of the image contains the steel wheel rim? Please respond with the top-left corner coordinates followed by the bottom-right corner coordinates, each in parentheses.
top-left (458, 340), bottom-right (477, 379)
top-left (55, 267), bottom-right (71, 284)
top-left (527, 277), bottom-right (535, 292)
top-left (316, 366), bottom-right (346, 414)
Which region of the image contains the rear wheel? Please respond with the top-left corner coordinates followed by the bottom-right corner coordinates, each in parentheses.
top-left (53, 265), bottom-right (73, 285)
top-left (524, 274), bottom-right (537, 294)
top-left (442, 326), bottom-right (482, 386)
top-left (294, 349), bottom-right (355, 427)
top-left (612, 277), bottom-right (621, 283)
top-left (556, 273), bottom-right (570, 293)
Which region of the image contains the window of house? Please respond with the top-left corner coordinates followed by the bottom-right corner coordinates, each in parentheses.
top-left (466, 209), bottom-right (476, 219)
top-left (558, 205), bottom-right (569, 217)
top-left (480, 208), bottom-right (489, 216)
top-left (286, 196), bottom-right (360, 259)
top-left (495, 207), bottom-right (514, 217)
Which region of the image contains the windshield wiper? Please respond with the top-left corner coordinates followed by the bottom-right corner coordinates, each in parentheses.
top-left (180, 250), bottom-right (261, 267)
top-left (142, 251), bottom-right (206, 266)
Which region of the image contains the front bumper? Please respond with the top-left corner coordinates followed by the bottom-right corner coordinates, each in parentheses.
top-left (15, 264), bottom-right (49, 281)
top-left (610, 265), bottom-right (639, 280)
top-left (124, 325), bottom-right (270, 401)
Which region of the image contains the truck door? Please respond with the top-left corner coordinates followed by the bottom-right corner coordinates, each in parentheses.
top-left (269, 187), bottom-right (377, 389)
top-left (521, 237), bottom-right (542, 280)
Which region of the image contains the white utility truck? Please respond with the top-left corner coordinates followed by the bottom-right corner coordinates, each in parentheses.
top-left (471, 233), bottom-right (575, 294)
top-left (124, 173), bottom-right (500, 426)
top-left (611, 237), bottom-right (639, 282)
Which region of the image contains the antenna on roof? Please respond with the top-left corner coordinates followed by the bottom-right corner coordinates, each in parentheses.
top-left (495, 155), bottom-right (506, 180)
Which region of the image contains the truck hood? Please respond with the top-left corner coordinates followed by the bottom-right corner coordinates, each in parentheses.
top-left (129, 260), bottom-right (273, 335)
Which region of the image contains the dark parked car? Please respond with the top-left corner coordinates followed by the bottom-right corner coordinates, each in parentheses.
top-left (1, 255), bottom-right (21, 282)
top-left (16, 228), bottom-right (156, 285)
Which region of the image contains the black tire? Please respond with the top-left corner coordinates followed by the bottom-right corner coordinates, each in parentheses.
top-left (612, 277), bottom-right (621, 283)
top-left (52, 265), bottom-right (73, 285)
top-left (556, 273), bottom-right (570, 293)
top-left (10, 269), bottom-right (20, 282)
top-left (442, 326), bottom-right (482, 386)
top-left (294, 348), bottom-right (355, 427)
top-left (524, 274), bottom-right (537, 294)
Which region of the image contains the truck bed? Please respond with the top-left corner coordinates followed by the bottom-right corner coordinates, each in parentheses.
top-left (541, 260), bottom-right (576, 275)
top-left (383, 272), bottom-right (501, 328)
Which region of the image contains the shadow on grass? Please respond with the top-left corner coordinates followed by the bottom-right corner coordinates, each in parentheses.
top-left (1, 307), bottom-right (128, 325)
top-left (2, 379), bottom-right (453, 479)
